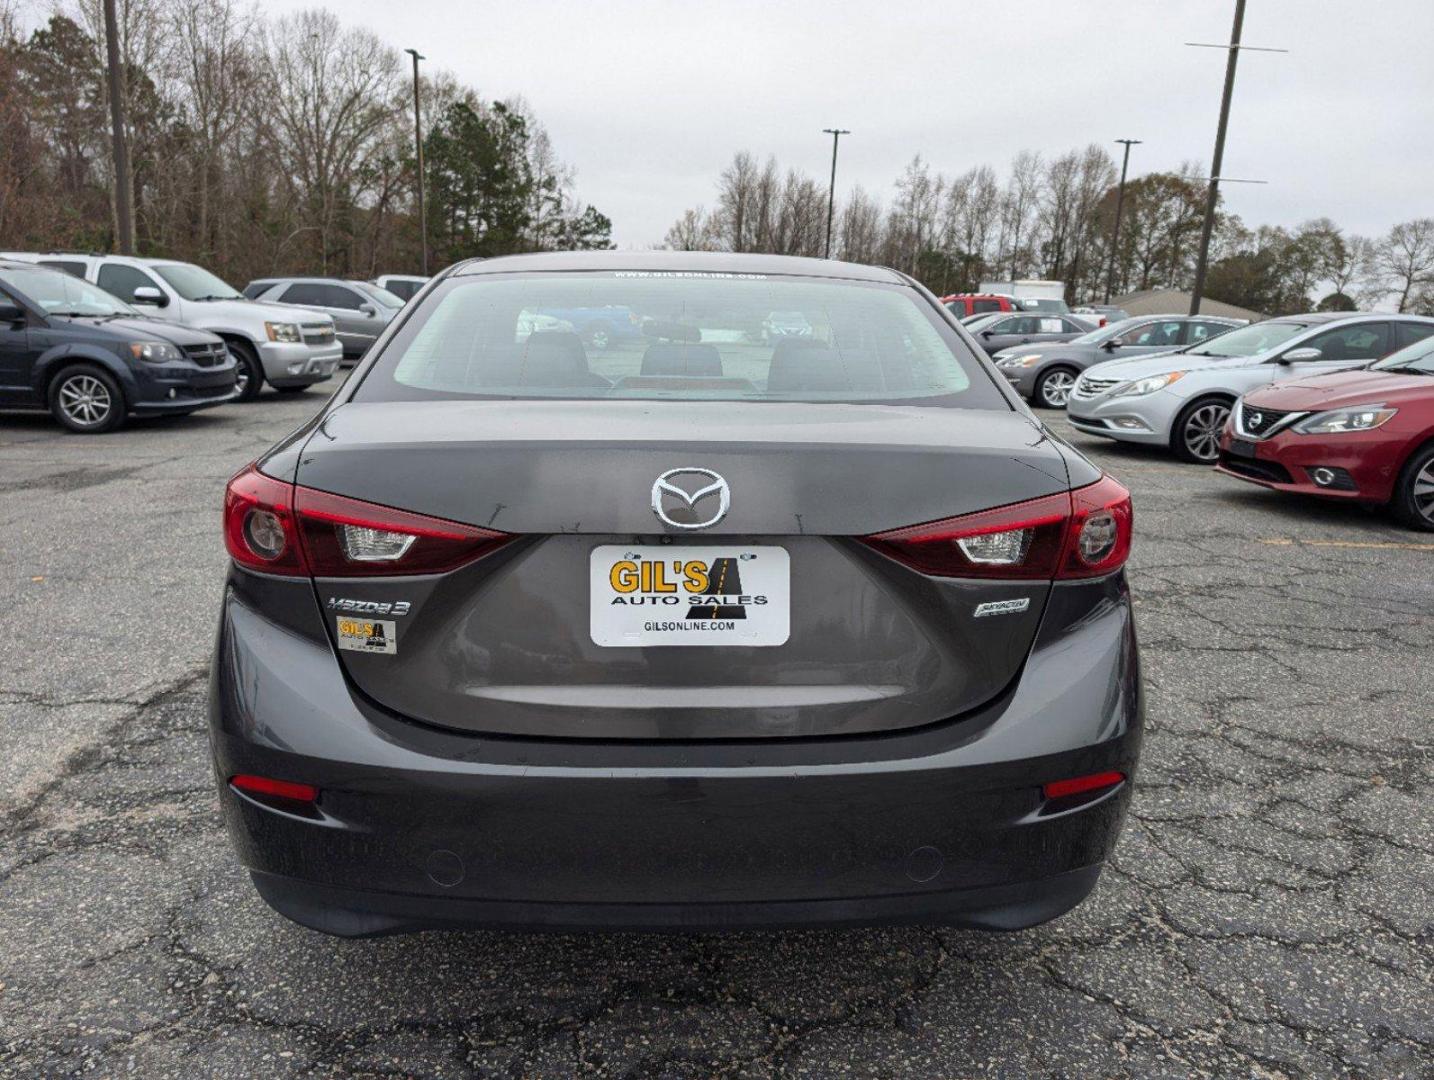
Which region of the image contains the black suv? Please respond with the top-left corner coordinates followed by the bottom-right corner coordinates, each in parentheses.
top-left (0, 261), bottom-right (238, 433)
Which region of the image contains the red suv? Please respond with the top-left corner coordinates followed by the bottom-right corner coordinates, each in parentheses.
top-left (942, 293), bottom-right (1018, 318)
top-left (1216, 330), bottom-right (1434, 530)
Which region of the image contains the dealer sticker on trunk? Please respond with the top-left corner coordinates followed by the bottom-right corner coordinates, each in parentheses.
top-left (590, 545), bottom-right (790, 647)
top-left (335, 617), bottom-right (397, 655)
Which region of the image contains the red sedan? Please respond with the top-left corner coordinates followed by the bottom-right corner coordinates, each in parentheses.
top-left (1215, 335), bottom-right (1434, 530)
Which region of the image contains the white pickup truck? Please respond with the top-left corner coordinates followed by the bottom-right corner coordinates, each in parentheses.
top-left (2, 252), bottom-right (343, 399)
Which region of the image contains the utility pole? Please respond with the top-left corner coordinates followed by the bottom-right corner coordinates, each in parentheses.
top-left (405, 48), bottom-right (428, 275)
top-left (1103, 139), bottom-right (1141, 304)
top-left (1185, 0), bottom-right (1285, 314)
top-left (102, 0), bottom-right (134, 254)
top-left (822, 128), bottom-right (850, 260)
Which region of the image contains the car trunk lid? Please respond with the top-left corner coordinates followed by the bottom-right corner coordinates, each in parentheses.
top-left (295, 399), bottom-right (1069, 739)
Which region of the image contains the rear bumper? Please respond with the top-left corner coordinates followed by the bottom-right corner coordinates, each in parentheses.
top-left (209, 571), bottom-right (1142, 936)
top-left (249, 865), bottom-right (1104, 937)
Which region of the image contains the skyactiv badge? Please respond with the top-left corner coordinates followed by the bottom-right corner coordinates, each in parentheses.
top-left (336, 617), bottom-right (397, 654)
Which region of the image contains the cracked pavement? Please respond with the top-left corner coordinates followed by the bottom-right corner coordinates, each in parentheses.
top-left (1, 386), bottom-right (1430, 1078)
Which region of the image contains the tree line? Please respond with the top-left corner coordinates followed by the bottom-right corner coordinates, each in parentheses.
top-left (0, 0), bottom-right (612, 288)
top-left (666, 149), bottom-right (1434, 316)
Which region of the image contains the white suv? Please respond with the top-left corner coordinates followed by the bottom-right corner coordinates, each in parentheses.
top-left (2, 253), bottom-right (343, 399)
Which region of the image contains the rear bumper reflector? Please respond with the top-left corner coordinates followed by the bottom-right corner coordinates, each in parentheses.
top-left (1042, 770), bottom-right (1126, 800)
top-left (230, 774), bottom-right (319, 804)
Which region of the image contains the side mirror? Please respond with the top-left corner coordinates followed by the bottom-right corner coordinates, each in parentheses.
top-left (1101, 339), bottom-right (1118, 351)
top-left (132, 286), bottom-right (168, 308)
top-left (980, 329), bottom-right (993, 338)
top-left (360, 305), bottom-right (376, 317)
top-left (0, 300), bottom-right (24, 324)
top-left (1279, 346), bottom-right (1322, 364)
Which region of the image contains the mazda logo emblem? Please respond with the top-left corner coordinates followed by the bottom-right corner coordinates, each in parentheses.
top-left (651, 467), bottom-right (730, 530)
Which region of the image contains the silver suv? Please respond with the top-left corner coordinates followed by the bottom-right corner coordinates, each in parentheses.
top-left (2, 253), bottom-right (342, 400)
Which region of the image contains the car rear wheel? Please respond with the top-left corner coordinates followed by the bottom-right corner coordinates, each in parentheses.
top-left (1035, 367), bottom-right (1078, 409)
top-left (1172, 396), bottom-right (1232, 463)
top-left (48, 364), bottom-right (126, 434)
top-left (228, 340), bottom-right (264, 401)
top-left (1391, 443), bottom-right (1434, 532)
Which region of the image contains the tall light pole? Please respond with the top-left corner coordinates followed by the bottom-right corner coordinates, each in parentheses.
top-left (1185, 1), bottom-right (1285, 314)
top-left (102, 0), bottom-right (134, 254)
top-left (1103, 139), bottom-right (1141, 304)
top-left (822, 128), bottom-right (850, 260)
top-left (404, 48), bottom-right (428, 275)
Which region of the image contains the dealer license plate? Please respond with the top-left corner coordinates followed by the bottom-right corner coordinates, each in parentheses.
top-left (590, 545), bottom-right (790, 647)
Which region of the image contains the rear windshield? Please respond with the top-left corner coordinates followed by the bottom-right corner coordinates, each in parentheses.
top-left (354, 272), bottom-right (1007, 408)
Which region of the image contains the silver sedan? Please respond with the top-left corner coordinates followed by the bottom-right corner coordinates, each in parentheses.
top-left (994, 315), bottom-right (1244, 408)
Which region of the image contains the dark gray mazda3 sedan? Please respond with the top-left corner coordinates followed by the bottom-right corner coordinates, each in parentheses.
top-left (210, 252), bottom-right (1141, 936)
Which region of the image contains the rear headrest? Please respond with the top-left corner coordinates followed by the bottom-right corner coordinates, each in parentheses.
top-left (765, 339), bottom-right (854, 394)
top-left (518, 330), bottom-right (591, 384)
top-left (640, 342), bottom-right (724, 377)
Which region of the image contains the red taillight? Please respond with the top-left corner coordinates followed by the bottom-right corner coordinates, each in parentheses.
top-left (294, 486), bottom-right (511, 576)
top-left (223, 464), bottom-right (307, 575)
top-left (861, 476), bottom-right (1132, 581)
top-left (230, 773), bottom-right (318, 803)
top-left (223, 464), bottom-right (512, 577)
top-left (1061, 476), bottom-right (1132, 578)
top-left (1043, 770), bottom-right (1126, 800)
top-left (863, 491), bottom-right (1071, 579)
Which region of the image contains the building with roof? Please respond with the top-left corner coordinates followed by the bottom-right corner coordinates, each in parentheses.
top-left (1111, 288), bottom-right (1263, 323)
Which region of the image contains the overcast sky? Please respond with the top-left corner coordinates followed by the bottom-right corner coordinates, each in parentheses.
top-left (263, 0), bottom-right (1434, 248)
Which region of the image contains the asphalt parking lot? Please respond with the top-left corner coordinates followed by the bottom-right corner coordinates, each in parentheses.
top-left (1, 382), bottom-right (1430, 1079)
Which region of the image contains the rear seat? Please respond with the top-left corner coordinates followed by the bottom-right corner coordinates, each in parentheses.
top-left (480, 330), bottom-right (611, 389)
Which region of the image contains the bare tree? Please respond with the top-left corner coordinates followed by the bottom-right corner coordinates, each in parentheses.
top-left (664, 206), bottom-right (719, 251)
top-left (716, 151), bottom-right (760, 252)
top-left (259, 9), bottom-right (402, 272)
top-left (996, 150), bottom-right (1042, 279)
top-left (1376, 218), bottom-right (1434, 312)
top-left (836, 185), bottom-right (883, 263)
top-left (891, 155), bottom-right (941, 275)
top-left (1326, 234), bottom-right (1377, 304)
top-left (164, 0), bottom-right (258, 263)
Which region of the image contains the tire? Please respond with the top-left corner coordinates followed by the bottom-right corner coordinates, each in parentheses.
top-left (583, 321), bottom-right (614, 350)
top-left (227, 339), bottom-right (264, 401)
top-left (1034, 366), bottom-right (1079, 409)
top-left (1391, 442), bottom-right (1434, 531)
top-left (47, 364), bottom-right (126, 434)
top-left (1171, 396), bottom-right (1233, 464)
